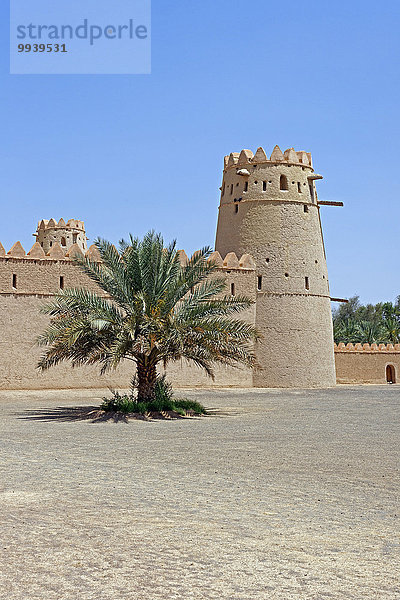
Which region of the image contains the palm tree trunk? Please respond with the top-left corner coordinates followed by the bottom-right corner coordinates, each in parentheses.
top-left (136, 356), bottom-right (157, 402)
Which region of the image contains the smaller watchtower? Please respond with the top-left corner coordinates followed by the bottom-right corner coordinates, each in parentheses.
top-left (34, 218), bottom-right (88, 255)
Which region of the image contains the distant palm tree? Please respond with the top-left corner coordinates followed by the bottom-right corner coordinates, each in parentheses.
top-left (356, 320), bottom-right (388, 344)
top-left (38, 231), bottom-right (258, 401)
top-left (382, 316), bottom-right (400, 344)
top-left (333, 317), bottom-right (361, 344)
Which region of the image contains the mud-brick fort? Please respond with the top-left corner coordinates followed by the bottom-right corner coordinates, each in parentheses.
top-left (0, 145), bottom-right (398, 389)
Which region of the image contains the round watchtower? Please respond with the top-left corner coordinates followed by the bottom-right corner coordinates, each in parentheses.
top-left (34, 218), bottom-right (88, 255)
top-left (215, 145), bottom-right (336, 388)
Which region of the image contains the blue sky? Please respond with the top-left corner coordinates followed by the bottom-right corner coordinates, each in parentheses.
top-left (1, 0), bottom-right (399, 304)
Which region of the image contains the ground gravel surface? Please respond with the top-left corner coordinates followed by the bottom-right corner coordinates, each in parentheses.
top-left (0, 386), bottom-right (399, 599)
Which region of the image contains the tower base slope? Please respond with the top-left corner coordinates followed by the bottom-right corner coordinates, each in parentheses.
top-left (253, 294), bottom-right (336, 388)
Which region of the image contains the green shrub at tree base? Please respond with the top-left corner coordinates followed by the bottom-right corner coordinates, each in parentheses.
top-left (101, 375), bottom-right (206, 416)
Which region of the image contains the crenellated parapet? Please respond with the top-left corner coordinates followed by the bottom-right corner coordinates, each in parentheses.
top-left (0, 235), bottom-right (256, 299)
top-left (36, 218), bottom-right (85, 231)
top-left (218, 144), bottom-right (322, 224)
top-left (223, 145), bottom-right (313, 171)
top-left (0, 241), bottom-right (101, 261)
top-left (1, 239), bottom-right (255, 270)
top-left (334, 343), bottom-right (400, 352)
top-left (177, 250), bottom-right (256, 271)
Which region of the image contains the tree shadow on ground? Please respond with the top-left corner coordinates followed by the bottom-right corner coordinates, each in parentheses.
top-left (18, 406), bottom-right (131, 423)
top-left (17, 406), bottom-right (233, 423)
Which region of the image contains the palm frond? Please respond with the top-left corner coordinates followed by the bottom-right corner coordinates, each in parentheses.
top-left (38, 231), bottom-right (259, 387)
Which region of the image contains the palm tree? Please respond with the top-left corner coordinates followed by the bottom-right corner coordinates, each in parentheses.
top-left (333, 317), bottom-right (361, 344)
top-left (382, 316), bottom-right (400, 344)
top-left (38, 231), bottom-right (259, 401)
top-left (356, 320), bottom-right (388, 344)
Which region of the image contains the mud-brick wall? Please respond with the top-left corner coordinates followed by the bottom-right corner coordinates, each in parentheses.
top-left (334, 343), bottom-right (400, 384)
top-left (0, 257), bottom-right (104, 296)
top-left (0, 273), bottom-right (255, 390)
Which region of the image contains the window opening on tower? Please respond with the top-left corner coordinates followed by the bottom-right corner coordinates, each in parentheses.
top-left (280, 175), bottom-right (288, 191)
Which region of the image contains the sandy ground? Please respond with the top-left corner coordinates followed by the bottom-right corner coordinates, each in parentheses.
top-left (0, 385), bottom-right (399, 600)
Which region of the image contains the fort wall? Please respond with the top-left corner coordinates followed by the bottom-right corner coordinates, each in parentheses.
top-left (334, 343), bottom-right (400, 385)
top-left (0, 244), bottom-right (256, 390)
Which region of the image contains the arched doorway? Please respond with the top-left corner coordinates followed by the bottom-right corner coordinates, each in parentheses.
top-left (386, 364), bottom-right (396, 384)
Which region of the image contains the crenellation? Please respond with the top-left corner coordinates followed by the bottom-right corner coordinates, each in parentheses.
top-left (283, 148), bottom-right (298, 162)
top-left (222, 252), bottom-right (239, 268)
top-left (208, 250), bottom-right (223, 266)
top-left (239, 253), bottom-right (256, 269)
top-left (85, 244), bottom-right (101, 261)
top-left (176, 249), bottom-right (189, 266)
top-left (270, 144), bottom-right (285, 162)
top-left (27, 242), bottom-right (46, 259)
top-left (223, 145), bottom-right (314, 173)
top-left (8, 241), bottom-right (26, 258)
top-left (252, 146), bottom-right (268, 163)
top-left (47, 242), bottom-right (66, 259)
top-left (238, 149), bottom-right (254, 164)
top-left (227, 152), bottom-right (240, 167)
top-left (335, 343), bottom-right (400, 353)
top-left (65, 243), bottom-right (84, 259)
